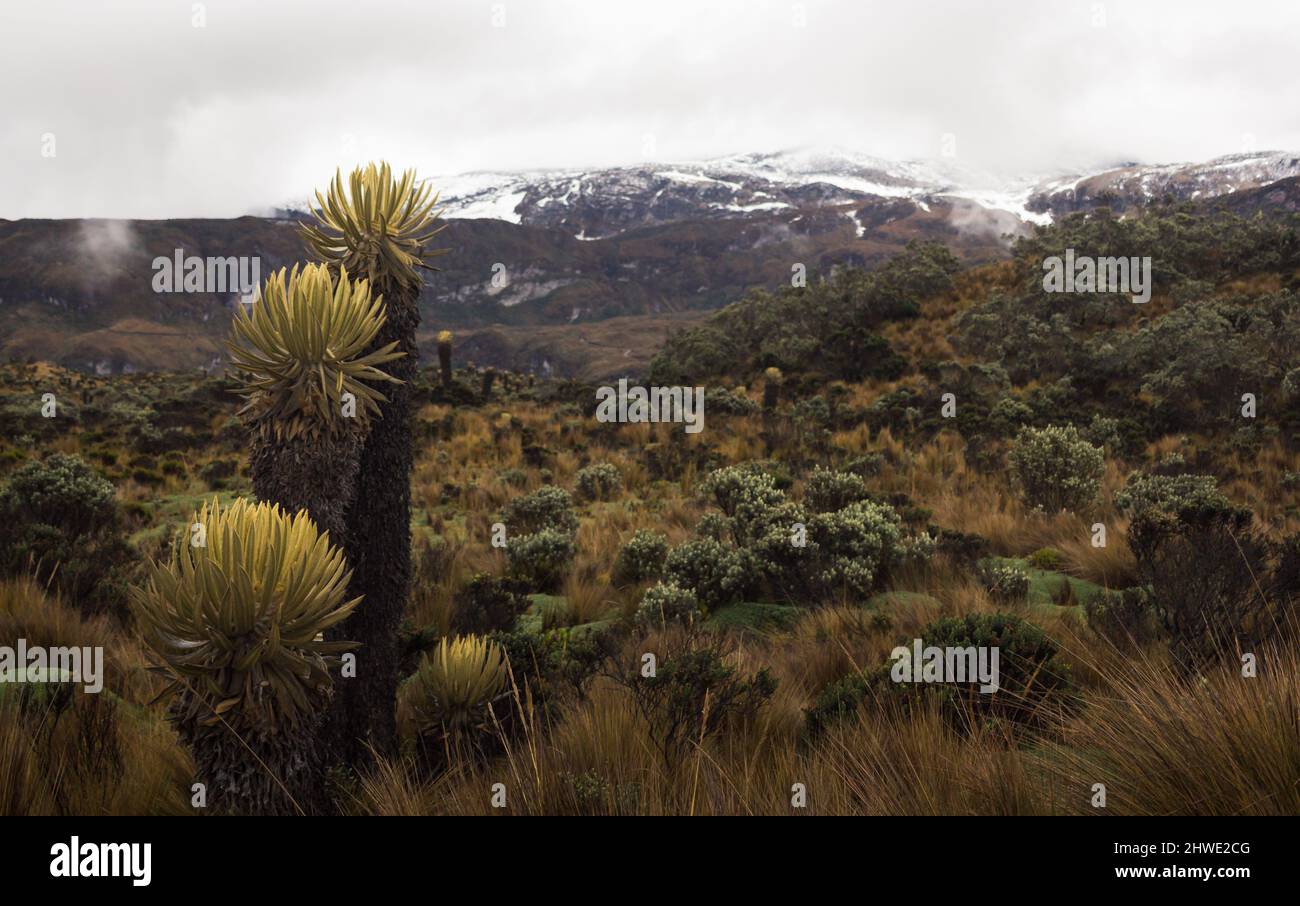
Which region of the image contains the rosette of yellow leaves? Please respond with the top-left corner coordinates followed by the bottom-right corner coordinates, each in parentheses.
top-left (301, 161), bottom-right (448, 290)
top-left (406, 635), bottom-right (508, 735)
top-left (132, 497), bottom-right (361, 730)
top-left (228, 262), bottom-right (402, 442)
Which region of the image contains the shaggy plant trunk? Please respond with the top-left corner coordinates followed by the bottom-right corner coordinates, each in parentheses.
top-left (481, 367), bottom-right (495, 399)
top-left (182, 707), bottom-right (330, 816)
top-left (249, 433), bottom-right (362, 542)
top-left (437, 339), bottom-right (452, 385)
top-left (763, 380), bottom-right (779, 413)
top-left (328, 277), bottom-right (419, 767)
top-left (248, 431), bottom-right (362, 813)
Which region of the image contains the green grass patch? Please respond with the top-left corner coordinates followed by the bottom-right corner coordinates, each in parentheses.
top-left (986, 556), bottom-right (1104, 616)
top-left (706, 601), bottom-right (801, 633)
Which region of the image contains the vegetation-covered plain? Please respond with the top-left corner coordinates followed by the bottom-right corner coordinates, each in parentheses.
top-left (3, 200), bottom-right (1299, 815)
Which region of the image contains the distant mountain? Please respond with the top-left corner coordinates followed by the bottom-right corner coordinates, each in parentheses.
top-left (427, 147), bottom-right (1300, 234)
top-left (428, 147), bottom-right (1056, 235)
top-left (1025, 151), bottom-right (1300, 216)
top-left (4, 149), bottom-right (1299, 377)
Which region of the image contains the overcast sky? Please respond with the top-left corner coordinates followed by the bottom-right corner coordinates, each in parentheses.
top-left (4, 0), bottom-right (1300, 218)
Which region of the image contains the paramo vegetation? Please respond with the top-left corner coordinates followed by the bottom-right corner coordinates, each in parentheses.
top-left (2, 193), bottom-right (1299, 815)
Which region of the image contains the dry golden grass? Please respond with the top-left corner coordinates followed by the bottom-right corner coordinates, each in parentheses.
top-left (0, 578), bottom-right (193, 815)
top-left (7, 334), bottom-right (1299, 817)
top-left (1044, 641), bottom-right (1300, 815)
top-left (351, 614), bottom-right (1300, 816)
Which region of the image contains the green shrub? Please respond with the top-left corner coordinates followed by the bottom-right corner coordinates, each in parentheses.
top-left (930, 527), bottom-right (990, 567)
top-left (635, 582), bottom-right (700, 626)
top-left (130, 467), bottom-right (164, 486)
top-left (1027, 547), bottom-right (1064, 571)
top-left (612, 529), bottom-right (669, 585)
top-left (703, 387), bottom-right (758, 417)
top-left (199, 458), bottom-right (238, 489)
top-left (1085, 586), bottom-right (1161, 646)
top-left (804, 500), bottom-right (901, 599)
top-left (988, 395), bottom-right (1034, 436)
top-left (491, 627), bottom-right (610, 712)
top-left (451, 574), bottom-right (532, 635)
top-left (574, 463), bottom-right (622, 501)
top-left (803, 466), bottom-right (869, 514)
top-left (663, 537), bottom-right (749, 611)
top-left (506, 529), bottom-right (575, 591)
top-left (503, 485), bottom-right (578, 535)
top-left (624, 646), bottom-right (776, 765)
top-left (915, 612), bottom-right (1072, 730)
top-left (0, 454), bottom-right (133, 615)
top-left (1009, 425), bottom-right (1105, 513)
top-left (1128, 508), bottom-right (1279, 670)
top-left (804, 665), bottom-right (897, 736)
top-left (497, 467), bottom-right (528, 488)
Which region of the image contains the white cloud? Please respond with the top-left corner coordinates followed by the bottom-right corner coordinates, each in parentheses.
top-left (4, 0), bottom-right (1300, 217)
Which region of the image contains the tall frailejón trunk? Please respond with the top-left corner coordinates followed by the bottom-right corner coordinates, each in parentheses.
top-left (250, 434), bottom-right (361, 543)
top-left (298, 162), bottom-right (447, 771)
top-left (327, 275), bottom-right (418, 765)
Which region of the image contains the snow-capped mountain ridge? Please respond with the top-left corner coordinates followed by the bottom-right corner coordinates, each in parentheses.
top-left (422, 148), bottom-right (1300, 238)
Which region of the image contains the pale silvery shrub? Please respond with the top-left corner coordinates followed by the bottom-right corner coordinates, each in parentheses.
top-left (806, 500), bottom-right (902, 598)
top-left (697, 464), bottom-right (784, 521)
top-left (980, 562), bottom-right (1030, 604)
top-left (1113, 472), bottom-right (1228, 518)
top-left (1009, 425), bottom-right (1105, 513)
top-left (575, 463), bottom-right (623, 501)
top-left (803, 466), bottom-right (869, 514)
top-left (663, 537), bottom-right (749, 610)
top-left (612, 529), bottom-right (669, 585)
top-left (503, 485), bottom-right (579, 535)
top-left (635, 582), bottom-right (700, 626)
top-left (506, 529), bottom-right (575, 590)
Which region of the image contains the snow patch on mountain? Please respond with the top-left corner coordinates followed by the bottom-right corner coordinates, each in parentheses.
top-left (450, 189), bottom-right (527, 223)
top-left (274, 148), bottom-right (1300, 241)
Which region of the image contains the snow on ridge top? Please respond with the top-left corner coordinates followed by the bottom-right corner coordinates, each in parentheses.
top-left (655, 169), bottom-right (744, 191)
top-left (698, 146), bottom-right (933, 188)
top-left (1032, 150), bottom-right (1300, 200)
top-left (448, 189), bottom-right (526, 223)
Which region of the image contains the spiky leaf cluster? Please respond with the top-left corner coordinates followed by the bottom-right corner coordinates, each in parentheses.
top-left (228, 263), bottom-right (402, 442)
top-left (131, 497), bottom-right (360, 732)
top-left (301, 161), bottom-right (448, 290)
top-left (406, 635), bottom-right (508, 735)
